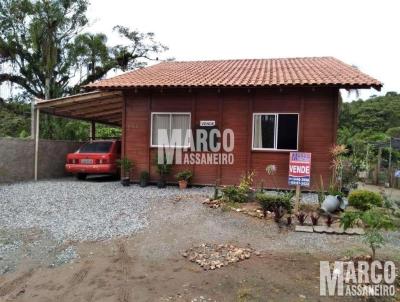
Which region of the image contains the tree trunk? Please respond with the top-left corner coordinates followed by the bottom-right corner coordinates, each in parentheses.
top-left (45, 77), bottom-right (50, 100)
top-left (371, 245), bottom-right (376, 261)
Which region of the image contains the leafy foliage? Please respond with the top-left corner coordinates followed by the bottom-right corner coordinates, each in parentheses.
top-left (175, 170), bottom-right (193, 182)
top-left (221, 172), bottom-right (256, 203)
top-left (0, 100), bottom-right (30, 138)
top-left (139, 171), bottom-right (149, 181)
top-left (116, 157), bottom-right (133, 177)
top-left (338, 92), bottom-right (400, 176)
top-left (0, 0), bottom-right (89, 98)
top-left (0, 0), bottom-right (166, 141)
top-left (221, 185), bottom-right (248, 203)
top-left (256, 192), bottom-right (293, 221)
top-left (340, 205), bottom-right (396, 260)
top-left (238, 171), bottom-right (254, 193)
top-left (362, 229), bottom-right (385, 260)
top-left (139, 171), bottom-right (149, 187)
top-left (310, 212), bottom-right (320, 226)
top-left (339, 92), bottom-right (400, 145)
top-left (0, 0), bottom-right (167, 98)
top-left (154, 153), bottom-right (172, 177)
top-left (295, 211), bottom-right (307, 225)
top-left (0, 99), bottom-right (121, 140)
top-left (348, 190), bottom-right (383, 211)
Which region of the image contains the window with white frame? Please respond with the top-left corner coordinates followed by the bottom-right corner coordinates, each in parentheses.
top-left (252, 113), bottom-right (299, 150)
top-left (151, 113), bottom-right (191, 147)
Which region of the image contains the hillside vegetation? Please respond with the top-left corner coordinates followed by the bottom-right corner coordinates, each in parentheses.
top-left (339, 91), bottom-right (400, 146)
top-left (0, 100), bottom-right (120, 140)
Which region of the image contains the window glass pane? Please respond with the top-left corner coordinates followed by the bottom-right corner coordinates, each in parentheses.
top-left (253, 115), bottom-right (275, 149)
top-left (152, 114), bottom-right (170, 146)
top-left (172, 114), bottom-right (190, 146)
top-left (261, 115), bottom-right (276, 148)
top-left (78, 142), bottom-right (112, 153)
top-left (277, 114), bottom-right (298, 150)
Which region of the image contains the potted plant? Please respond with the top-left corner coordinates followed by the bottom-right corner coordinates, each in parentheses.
top-left (116, 157), bottom-right (133, 186)
top-left (175, 170), bottom-right (193, 189)
top-left (139, 171), bottom-right (149, 187)
top-left (155, 154), bottom-right (172, 188)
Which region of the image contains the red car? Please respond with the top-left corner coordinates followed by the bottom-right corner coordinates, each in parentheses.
top-left (66, 140), bottom-right (121, 180)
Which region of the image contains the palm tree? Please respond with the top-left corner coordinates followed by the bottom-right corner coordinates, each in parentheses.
top-left (73, 33), bottom-right (109, 78)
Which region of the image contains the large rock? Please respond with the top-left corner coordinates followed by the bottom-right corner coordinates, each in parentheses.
top-left (295, 225), bottom-right (314, 233)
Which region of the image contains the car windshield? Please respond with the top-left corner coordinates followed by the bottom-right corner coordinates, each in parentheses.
top-left (78, 142), bottom-right (112, 153)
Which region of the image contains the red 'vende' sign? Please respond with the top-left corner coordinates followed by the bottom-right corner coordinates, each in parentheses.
top-left (288, 152), bottom-right (311, 187)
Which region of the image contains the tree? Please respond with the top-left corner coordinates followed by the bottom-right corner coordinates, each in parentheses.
top-left (70, 26), bottom-right (168, 90)
top-left (112, 25), bottom-right (168, 72)
top-left (0, 0), bottom-right (168, 99)
top-left (0, 0), bottom-right (167, 141)
top-left (340, 207), bottom-right (396, 260)
top-left (70, 32), bottom-right (110, 81)
top-left (386, 127), bottom-right (400, 138)
top-left (0, 0), bottom-right (89, 99)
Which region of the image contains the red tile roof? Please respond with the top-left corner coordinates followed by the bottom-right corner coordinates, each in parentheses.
top-left (86, 57), bottom-right (382, 90)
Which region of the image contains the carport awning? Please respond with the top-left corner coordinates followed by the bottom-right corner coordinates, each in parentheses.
top-left (36, 91), bottom-right (123, 126)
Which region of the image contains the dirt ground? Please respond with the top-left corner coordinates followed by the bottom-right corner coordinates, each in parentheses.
top-left (0, 187), bottom-right (399, 302)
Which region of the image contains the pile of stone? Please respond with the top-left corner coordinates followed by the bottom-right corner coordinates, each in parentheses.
top-left (202, 198), bottom-right (221, 208)
top-left (182, 243), bottom-right (254, 270)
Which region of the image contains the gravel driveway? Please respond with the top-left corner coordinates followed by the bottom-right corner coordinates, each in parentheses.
top-left (0, 178), bottom-right (399, 277)
top-left (0, 178), bottom-right (211, 273)
top-left (0, 178), bottom-right (211, 241)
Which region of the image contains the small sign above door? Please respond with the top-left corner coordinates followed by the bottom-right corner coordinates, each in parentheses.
top-left (200, 120), bottom-right (216, 127)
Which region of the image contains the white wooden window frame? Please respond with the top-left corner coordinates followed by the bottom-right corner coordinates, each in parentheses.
top-left (150, 112), bottom-right (192, 148)
top-left (252, 113), bottom-right (299, 151)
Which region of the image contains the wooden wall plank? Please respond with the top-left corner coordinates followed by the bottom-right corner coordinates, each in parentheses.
top-left (123, 87), bottom-right (337, 189)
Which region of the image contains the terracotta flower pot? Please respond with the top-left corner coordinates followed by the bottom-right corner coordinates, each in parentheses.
top-left (178, 180), bottom-right (188, 189)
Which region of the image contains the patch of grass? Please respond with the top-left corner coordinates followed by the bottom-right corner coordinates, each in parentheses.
top-left (343, 246), bottom-right (368, 258)
top-left (221, 204), bottom-right (231, 212)
top-left (226, 201), bottom-right (242, 209)
top-left (236, 286), bottom-right (255, 302)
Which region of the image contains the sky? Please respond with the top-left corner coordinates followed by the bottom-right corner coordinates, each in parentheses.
top-left (85, 0), bottom-right (399, 101)
top-left (2, 0), bottom-right (396, 102)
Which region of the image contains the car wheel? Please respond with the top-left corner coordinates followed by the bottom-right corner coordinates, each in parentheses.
top-left (76, 173), bottom-right (87, 180)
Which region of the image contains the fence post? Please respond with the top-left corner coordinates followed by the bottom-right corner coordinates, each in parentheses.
top-left (33, 100), bottom-right (40, 181)
top-left (375, 147), bottom-right (382, 185)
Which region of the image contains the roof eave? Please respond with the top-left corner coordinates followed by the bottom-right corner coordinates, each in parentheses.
top-left (84, 83), bottom-right (383, 91)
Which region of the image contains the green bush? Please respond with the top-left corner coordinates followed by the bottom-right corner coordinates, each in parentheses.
top-left (175, 170), bottom-right (193, 181)
top-left (255, 193), bottom-right (293, 217)
top-left (116, 157), bottom-right (133, 178)
top-left (340, 207), bottom-right (395, 260)
top-left (140, 171), bottom-right (149, 181)
top-left (348, 190), bottom-right (383, 211)
top-left (221, 186), bottom-right (248, 203)
top-left (238, 171), bottom-right (254, 194)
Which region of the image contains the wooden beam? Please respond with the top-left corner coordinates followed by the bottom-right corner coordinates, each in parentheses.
top-left (105, 118), bottom-right (122, 125)
top-left (36, 91), bottom-right (123, 108)
top-left (70, 103), bottom-right (122, 116)
top-left (39, 110), bottom-right (120, 127)
top-left (55, 97), bottom-right (123, 113)
top-left (104, 114), bottom-right (123, 122)
top-left (84, 108), bottom-right (122, 118)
